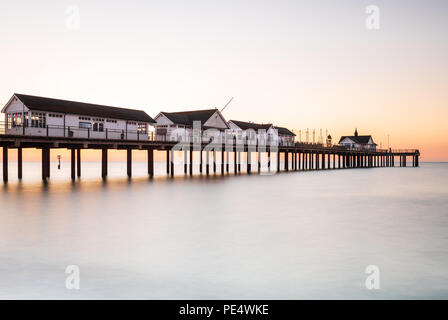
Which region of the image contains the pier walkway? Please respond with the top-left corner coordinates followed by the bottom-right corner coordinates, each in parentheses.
top-left (0, 130), bottom-right (420, 182)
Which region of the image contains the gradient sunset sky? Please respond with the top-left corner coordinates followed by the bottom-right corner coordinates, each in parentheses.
top-left (1, 0), bottom-right (447, 161)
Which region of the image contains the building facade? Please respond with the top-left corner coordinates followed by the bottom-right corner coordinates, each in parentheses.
top-left (1, 94), bottom-right (156, 140)
top-left (154, 109), bottom-right (229, 143)
top-left (338, 129), bottom-right (377, 151)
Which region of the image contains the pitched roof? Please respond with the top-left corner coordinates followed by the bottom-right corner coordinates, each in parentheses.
top-left (13, 93), bottom-right (156, 123)
top-left (229, 120), bottom-right (273, 131)
top-left (160, 109), bottom-right (220, 126)
top-left (274, 126), bottom-right (296, 136)
top-left (338, 135), bottom-right (376, 144)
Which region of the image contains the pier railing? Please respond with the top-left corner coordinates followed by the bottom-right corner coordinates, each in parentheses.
top-left (0, 121), bottom-right (155, 141)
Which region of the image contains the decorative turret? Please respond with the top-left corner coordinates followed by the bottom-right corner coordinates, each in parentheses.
top-left (326, 134), bottom-right (332, 147)
top-left (354, 128), bottom-right (358, 137)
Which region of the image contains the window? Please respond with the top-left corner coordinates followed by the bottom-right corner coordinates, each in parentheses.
top-left (93, 122), bottom-right (104, 132)
top-left (79, 122), bottom-right (92, 129)
top-left (30, 112), bottom-right (46, 128)
top-left (138, 123), bottom-right (147, 134)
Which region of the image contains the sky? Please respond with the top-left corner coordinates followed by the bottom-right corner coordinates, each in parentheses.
top-left (0, 0), bottom-right (447, 161)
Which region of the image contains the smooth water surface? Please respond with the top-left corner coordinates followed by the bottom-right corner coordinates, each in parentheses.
top-left (0, 162), bottom-right (447, 299)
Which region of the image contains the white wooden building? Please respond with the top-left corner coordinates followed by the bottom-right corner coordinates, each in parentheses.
top-left (228, 120), bottom-right (296, 147)
top-left (1, 94), bottom-right (156, 140)
top-left (228, 120), bottom-right (274, 145)
top-left (338, 129), bottom-right (377, 151)
top-left (273, 126), bottom-right (296, 146)
top-left (154, 109), bottom-right (229, 142)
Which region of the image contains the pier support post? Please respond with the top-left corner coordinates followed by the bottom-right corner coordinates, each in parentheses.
top-left (148, 149), bottom-right (154, 177)
top-left (47, 148), bottom-right (50, 178)
top-left (234, 151), bottom-right (237, 173)
top-left (77, 149), bottom-right (81, 177)
top-left (303, 152), bottom-right (306, 170)
top-left (2, 147), bottom-right (8, 182)
top-left (321, 153), bottom-right (325, 170)
top-left (42, 148), bottom-right (50, 181)
top-left (184, 149), bottom-right (187, 174)
top-left (285, 152), bottom-right (288, 171)
top-left (277, 151), bottom-right (280, 172)
top-left (238, 152), bottom-right (241, 172)
top-left (268, 150), bottom-right (271, 170)
top-left (200, 150), bottom-right (203, 174)
top-left (102, 148), bottom-right (108, 179)
top-left (309, 152), bottom-right (312, 170)
top-left (189, 148), bottom-right (193, 176)
top-left (170, 149), bottom-right (174, 177)
top-left (18, 147), bottom-right (22, 180)
top-left (226, 151), bottom-right (229, 173)
top-left (213, 150), bottom-right (216, 174)
top-left (41, 148), bottom-right (46, 181)
top-left (127, 149), bottom-right (132, 178)
top-left (293, 152), bottom-right (297, 171)
top-left (166, 150), bottom-right (170, 175)
top-left (206, 150), bottom-right (210, 175)
top-left (222, 150), bottom-right (225, 175)
top-left (247, 151), bottom-right (251, 174)
top-left (71, 149), bottom-right (76, 180)
top-left (258, 150), bottom-right (261, 173)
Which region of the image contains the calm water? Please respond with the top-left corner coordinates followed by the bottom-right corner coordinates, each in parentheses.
top-left (0, 161), bottom-right (447, 299)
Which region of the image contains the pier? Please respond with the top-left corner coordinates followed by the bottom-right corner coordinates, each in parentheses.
top-left (0, 133), bottom-right (420, 183)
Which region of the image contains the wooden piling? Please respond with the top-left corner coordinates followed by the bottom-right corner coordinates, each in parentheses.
top-left (277, 151), bottom-right (280, 173)
top-left (221, 150), bottom-right (225, 175)
top-left (102, 148), bottom-right (108, 178)
top-left (76, 148), bottom-right (81, 177)
top-left (206, 150), bottom-right (210, 175)
top-left (2, 146), bottom-right (8, 182)
top-left (18, 147), bottom-right (22, 180)
top-left (189, 148), bottom-right (193, 176)
top-left (184, 149), bottom-right (187, 174)
top-left (71, 149), bottom-right (76, 180)
top-left (166, 149), bottom-right (170, 175)
top-left (200, 149), bottom-right (203, 174)
top-left (234, 150), bottom-right (237, 173)
top-left (170, 149), bottom-right (174, 176)
top-left (148, 149), bottom-right (154, 177)
top-left (127, 149), bottom-right (132, 178)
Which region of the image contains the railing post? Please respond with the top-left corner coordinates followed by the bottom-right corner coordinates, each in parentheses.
top-left (46, 125), bottom-right (49, 137)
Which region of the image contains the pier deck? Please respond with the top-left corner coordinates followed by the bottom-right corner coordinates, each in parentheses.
top-left (0, 133), bottom-right (420, 182)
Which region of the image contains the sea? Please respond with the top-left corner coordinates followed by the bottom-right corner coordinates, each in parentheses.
top-left (0, 160), bottom-right (447, 299)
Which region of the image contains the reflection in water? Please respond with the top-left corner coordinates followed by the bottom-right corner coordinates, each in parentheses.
top-left (0, 162), bottom-right (448, 299)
